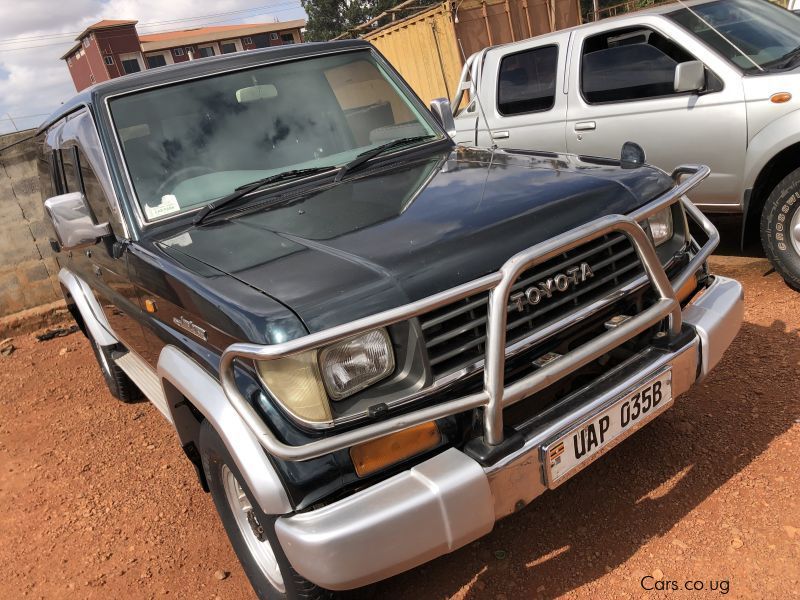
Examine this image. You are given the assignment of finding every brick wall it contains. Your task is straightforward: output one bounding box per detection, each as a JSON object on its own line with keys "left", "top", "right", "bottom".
{"left": 0, "top": 130, "right": 61, "bottom": 316}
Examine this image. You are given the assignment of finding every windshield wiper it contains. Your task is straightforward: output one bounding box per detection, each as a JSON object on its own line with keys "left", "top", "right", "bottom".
{"left": 767, "top": 45, "right": 800, "bottom": 70}
{"left": 334, "top": 135, "right": 437, "bottom": 182}
{"left": 193, "top": 166, "right": 337, "bottom": 226}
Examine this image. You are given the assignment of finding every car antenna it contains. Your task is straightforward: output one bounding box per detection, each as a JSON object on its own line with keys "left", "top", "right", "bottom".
{"left": 673, "top": 0, "right": 763, "bottom": 72}
{"left": 457, "top": 39, "right": 497, "bottom": 150}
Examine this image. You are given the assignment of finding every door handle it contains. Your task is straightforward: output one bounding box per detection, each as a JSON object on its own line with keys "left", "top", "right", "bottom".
{"left": 574, "top": 121, "right": 596, "bottom": 132}
{"left": 491, "top": 130, "right": 510, "bottom": 139}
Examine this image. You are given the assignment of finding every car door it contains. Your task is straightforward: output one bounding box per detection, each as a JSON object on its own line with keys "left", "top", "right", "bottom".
{"left": 58, "top": 110, "right": 148, "bottom": 353}
{"left": 565, "top": 18, "right": 747, "bottom": 209}
{"left": 474, "top": 31, "right": 571, "bottom": 152}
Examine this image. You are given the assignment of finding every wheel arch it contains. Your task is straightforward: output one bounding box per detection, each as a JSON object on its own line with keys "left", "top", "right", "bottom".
{"left": 57, "top": 268, "right": 118, "bottom": 346}
{"left": 743, "top": 112, "right": 800, "bottom": 242}
{"left": 157, "top": 345, "right": 293, "bottom": 516}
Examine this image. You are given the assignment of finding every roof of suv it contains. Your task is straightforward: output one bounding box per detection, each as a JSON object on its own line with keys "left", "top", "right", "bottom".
{"left": 39, "top": 40, "right": 371, "bottom": 134}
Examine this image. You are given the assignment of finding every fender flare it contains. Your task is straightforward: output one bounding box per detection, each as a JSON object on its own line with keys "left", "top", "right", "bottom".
{"left": 743, "top": 108, "right": 800, "bottom": 192}
{"left": 58, "top": 268, "right": 118, "bottom": 346}
{"left": 157, "top": 345, "right": 292, "bottom": 515}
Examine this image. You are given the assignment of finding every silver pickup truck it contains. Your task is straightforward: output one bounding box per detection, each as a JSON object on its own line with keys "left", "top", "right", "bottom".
{"left": 449, "top": 0, "right": 800, "bottom": 289}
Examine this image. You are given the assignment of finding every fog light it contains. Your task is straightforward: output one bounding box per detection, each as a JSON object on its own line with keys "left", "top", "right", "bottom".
{"left": 350, "top": 422, "right": 441, "bottom": 477}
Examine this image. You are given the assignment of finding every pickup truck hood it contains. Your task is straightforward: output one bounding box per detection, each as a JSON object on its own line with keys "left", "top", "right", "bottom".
{"left": 159, "top": 147, "right": 672, "bottom": 333}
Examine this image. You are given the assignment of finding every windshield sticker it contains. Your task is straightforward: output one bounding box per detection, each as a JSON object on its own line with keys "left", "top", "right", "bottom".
{"left": 144, "top": 194, "right": 181, "bottom": 220}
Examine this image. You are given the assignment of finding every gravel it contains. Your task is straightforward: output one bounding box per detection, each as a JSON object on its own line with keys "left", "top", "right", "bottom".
{"left": 0, "top": 254, "right": 797, "bottom": 600}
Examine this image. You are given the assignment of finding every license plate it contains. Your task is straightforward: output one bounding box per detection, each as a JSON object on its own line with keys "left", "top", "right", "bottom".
{"left": 541, "top": 369, "right": 673, "bottom": 487}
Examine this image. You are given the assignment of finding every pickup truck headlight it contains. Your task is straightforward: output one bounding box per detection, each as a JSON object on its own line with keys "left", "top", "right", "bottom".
{"left": 647, "top": 207, "right": 673, "bottom": 247}
{"left": 320, "top": 329, "right": 395, "bottom": 400}
{"left": 256, "top": 328, "right": 395, "bottom": 425}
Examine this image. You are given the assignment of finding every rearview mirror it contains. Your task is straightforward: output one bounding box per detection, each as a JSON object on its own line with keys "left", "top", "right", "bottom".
{"left": 44, "top": 192, "right": 110, "bottom": 250}
{"left": 430, "top": 98, "right": 456, "bottom": 137}
{"left": 674, "top": 60, "right": 705, "bottom": 93}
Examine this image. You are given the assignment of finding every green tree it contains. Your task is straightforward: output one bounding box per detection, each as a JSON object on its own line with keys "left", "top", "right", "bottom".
{"left": 301, "top": 0, "right": 438, "bottom": 41}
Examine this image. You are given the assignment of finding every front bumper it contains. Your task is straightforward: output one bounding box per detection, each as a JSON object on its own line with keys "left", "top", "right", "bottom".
{"left": 275, "top": 275, "right": 744, "bottom": 590}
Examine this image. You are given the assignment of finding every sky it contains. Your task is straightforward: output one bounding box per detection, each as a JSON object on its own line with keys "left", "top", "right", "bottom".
{"left": 0, "top": 0, "right": 308, "bottom": 135}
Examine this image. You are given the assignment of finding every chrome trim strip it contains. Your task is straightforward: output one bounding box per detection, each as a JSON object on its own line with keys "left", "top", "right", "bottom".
{"left": 220, "top": 164, "right": 712, "bottom": 460}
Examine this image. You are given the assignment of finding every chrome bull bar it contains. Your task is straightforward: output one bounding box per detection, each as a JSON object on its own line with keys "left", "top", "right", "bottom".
{"left": 220, "top": 164, "right": 714, "bottom": 460}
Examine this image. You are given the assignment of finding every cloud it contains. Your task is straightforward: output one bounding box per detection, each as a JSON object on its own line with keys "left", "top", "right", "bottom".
{"left": 0, "top": 0, "right": 306, "bottom": 134}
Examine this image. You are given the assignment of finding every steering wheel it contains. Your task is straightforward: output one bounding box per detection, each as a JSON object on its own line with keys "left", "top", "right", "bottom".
{"left": 155, "top": 166, "right": 215, "bottom": 198}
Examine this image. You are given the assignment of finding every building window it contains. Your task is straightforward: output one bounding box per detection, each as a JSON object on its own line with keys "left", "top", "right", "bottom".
{"left": 185, "top": 47, "right": 193, "bottom": 55}
{"left": 281, "top": 33, "right": 295, "bottom": 44}
{"left": 121, "top": 58, "right": 141, "bottom": 74}
{"left": 220, "top": 42, "right": 237, "bottom": 54}
{"left": 104, "top": 55, "right": 114, "bottom": 66}
{"left": 198, "top": 46, "right": 215, "bottom": 58}
{"left": 146, "top": 55, "right": 167, "bottom": 69}
{"left": 270, "top": 32, "right": 279, "bottom": 40}
{"left": 243, "top": 37, "right": 252, "bottom": 44}
{"left": 173, "top": 47, "right": 184, "bottom": 56}
{"left": 83, "top": 38, "right": 90, "bottom": 48}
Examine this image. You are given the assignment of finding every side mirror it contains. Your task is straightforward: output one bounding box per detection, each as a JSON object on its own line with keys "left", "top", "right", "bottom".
{"left": 429, "top": 98, "right": 456, "bottom": 137}
{"left": 674, "top": 60, "right": 705, "bottom": 93}
{"left": 44, "top": 192, "right": 110, "bottom": 250}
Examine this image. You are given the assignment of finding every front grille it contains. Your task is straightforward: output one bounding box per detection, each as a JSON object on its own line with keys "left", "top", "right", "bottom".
{"left": 419, "top": 234, "right": 646, "bottom": 379}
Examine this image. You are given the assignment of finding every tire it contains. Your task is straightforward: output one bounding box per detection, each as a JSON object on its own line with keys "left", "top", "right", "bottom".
{"left": 88, "top": 337, "right": 141, "bottom": 403}
{"left": 198, "top": 420, "right": 330, "bottom": 600}
{"left": 761, "top": 166, "right": 800, "bottom": 291}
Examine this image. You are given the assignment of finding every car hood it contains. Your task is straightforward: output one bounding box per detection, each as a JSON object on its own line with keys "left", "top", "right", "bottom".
{"left": 158, "top": 147, "right": 672, "bottom": 333}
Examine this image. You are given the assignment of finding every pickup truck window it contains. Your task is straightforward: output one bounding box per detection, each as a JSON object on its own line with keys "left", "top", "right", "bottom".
{"left": 108, "top": 51, "right": 439, "bottom": 223}
{"left": 497, "top": 45, "right": 558, "bottom": 116}
{"left": 581, "top": 28, "right": 693, "bottom": 103}
{"left": 668, "top": 0, "right": 800, "bottom": 73}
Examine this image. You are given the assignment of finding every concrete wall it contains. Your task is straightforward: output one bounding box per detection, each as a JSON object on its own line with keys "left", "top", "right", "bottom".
{"left": 0, "top": 130, "right": 61, "bottom": 316}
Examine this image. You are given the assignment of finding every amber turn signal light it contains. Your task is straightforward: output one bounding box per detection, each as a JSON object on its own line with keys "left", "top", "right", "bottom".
{"left": 350, "top": 422, "right": 441, "bottom": 477}
{"left": 676, "top": 274, "right": 698, "bottom": 305}
{"left": 771, "top": 92, "right": 792, "bottom": 104}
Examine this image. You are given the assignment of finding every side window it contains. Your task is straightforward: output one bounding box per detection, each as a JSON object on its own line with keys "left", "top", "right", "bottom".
{"left": 581, "top": 28, "right": 695, "bottom": 104}
{"left": 77, "top": 147, "right": 114, "bottom": 227}
{"left": 497, "top": 45, "right": 559, "bottom": 116}
{"left": 61, "top": 147, "right": 84, "bottom": 195}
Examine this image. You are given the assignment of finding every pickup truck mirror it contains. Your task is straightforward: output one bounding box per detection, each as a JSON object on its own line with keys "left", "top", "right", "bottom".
{"left": 430, "top": 98, "right": 456, "bottom": 137}
{"left": 44, "top": 192, "right": 111, "bottom": 251}
{"left": 674, "top": 60, "right": 705, "bottom": 93}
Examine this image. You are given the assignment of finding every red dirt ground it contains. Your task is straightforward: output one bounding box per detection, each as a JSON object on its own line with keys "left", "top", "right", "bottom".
{"left": 1, "top": 254, "right": 798, "bottom": 599}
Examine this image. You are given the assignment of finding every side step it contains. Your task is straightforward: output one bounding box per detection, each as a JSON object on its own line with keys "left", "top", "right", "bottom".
{"left": 115, "top": 352, "right": 173, "bottom": 423}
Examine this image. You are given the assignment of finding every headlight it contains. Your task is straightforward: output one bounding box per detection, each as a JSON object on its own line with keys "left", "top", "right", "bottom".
{"left": 256, "top": 328, "right": 395, "bottom": 425}
{"left": 257, "top": 350, "right": 331, "bottom": 424}
{"left": 647, "top": 207, "right": 673, "bottom": 247}
{"left": 319, "top": 329, "right": 394, "bottom": 400}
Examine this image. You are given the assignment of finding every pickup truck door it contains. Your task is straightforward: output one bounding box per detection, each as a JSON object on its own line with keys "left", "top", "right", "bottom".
{"left": 565, "top": 18, "right": 747, "bottom": 210}
{"left": 472, "top": 31, "right": 571, "bottom": 152}
{"left": 57, "top": 111, "right": 148, "bottom": 353}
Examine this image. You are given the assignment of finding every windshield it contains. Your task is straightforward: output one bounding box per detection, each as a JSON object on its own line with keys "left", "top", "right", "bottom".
{"left": 108, "top": 50, "right": 440, "bottom": 222}
{"left": 668, "top": 0, "right": 800, "bottom": 73}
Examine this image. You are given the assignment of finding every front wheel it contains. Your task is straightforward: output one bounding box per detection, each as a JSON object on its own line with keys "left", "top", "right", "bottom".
{"left": 198, "top": 420, "right": 329, "bottom": 600}
{"left": 761, "top": 166, "right": 800, "bottom": 291}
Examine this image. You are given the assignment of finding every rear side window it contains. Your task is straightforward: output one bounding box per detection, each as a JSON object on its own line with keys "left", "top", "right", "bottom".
{"left": 497, "top": 45, "right": 558, "bottom": 116}
{"left": 581, "top": 28, "right": 694, "bottom": 103}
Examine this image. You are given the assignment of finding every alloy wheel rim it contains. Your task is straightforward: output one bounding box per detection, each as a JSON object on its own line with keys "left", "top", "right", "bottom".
{"left": 791, "top": 207, "right": 800, "bottom": 257}
{"left": 221, "top": 464, "right": 285, "bottom": 592}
